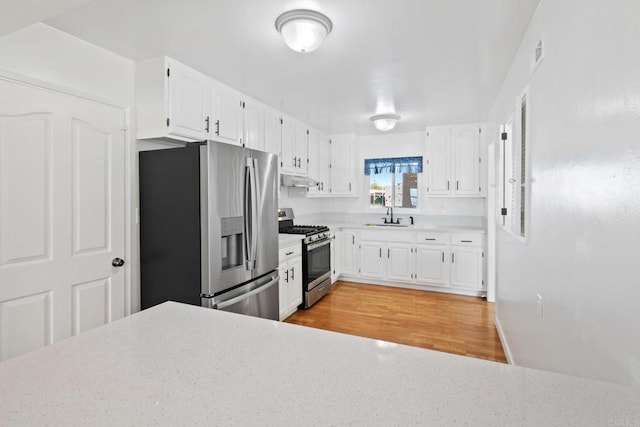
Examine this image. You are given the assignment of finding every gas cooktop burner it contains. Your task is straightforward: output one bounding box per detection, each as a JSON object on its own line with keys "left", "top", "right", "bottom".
{"left": 279, "top": 225, "right": 330, "bottom": 236}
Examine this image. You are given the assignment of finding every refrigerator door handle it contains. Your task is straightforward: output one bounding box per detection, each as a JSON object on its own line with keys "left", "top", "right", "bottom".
{"left": 244, "top": 157, "right": 258, "bottom": 270}
{"left": 213, "top": 274, "right": 279, "bottom": 310}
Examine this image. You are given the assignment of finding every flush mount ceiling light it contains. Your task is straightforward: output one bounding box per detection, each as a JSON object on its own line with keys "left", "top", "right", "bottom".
{"left": 275, "top": 9, "right": 332, "bottom": 53}
{"left": 370, "top": 113, "right": 401, "bottom": 132}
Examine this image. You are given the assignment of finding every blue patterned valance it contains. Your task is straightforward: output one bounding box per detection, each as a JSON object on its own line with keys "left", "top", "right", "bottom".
{"left": 364, "top": 156, "right": 423, "bottom": 176}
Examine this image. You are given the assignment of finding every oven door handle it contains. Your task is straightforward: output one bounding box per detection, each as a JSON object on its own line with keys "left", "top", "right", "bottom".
{"left": 306, "top": 238, "right": 331, "bottom": 251}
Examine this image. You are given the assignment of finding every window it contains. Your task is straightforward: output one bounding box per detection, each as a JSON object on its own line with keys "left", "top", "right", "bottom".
{"left": 496, "top": 87, "right": 529, "bottom": 241}
{"left": 365, "top": 157, "right": 422, "bottom": 208}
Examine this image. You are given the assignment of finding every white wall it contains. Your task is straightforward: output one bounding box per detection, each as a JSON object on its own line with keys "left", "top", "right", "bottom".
{"left": 0, "top": 24, "right": 139, "bottom": 313}
{"left": 0, "top": 24, "right": 134, "bottom": 106}
{"left": 489, "top": 0, "right": 640, "bottom": 385}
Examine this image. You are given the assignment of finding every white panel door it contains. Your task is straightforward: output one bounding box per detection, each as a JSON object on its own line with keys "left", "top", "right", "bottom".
{"left": 426, "top": 127, "right": 451, "bottom": 195}
{"left": 330, "top": 136, "right": 355, "bottom": 196}
{"left": 453, "top": 125, "right": 480, "bottom": 195}
{"left": 0, "top": 79, "right": 126, "bottom": 360}
{"left": 339, "top": 231, "right": 358, "bottom": 276}
{"left": 416, "top": 246, "right": 449, "bottom": 286}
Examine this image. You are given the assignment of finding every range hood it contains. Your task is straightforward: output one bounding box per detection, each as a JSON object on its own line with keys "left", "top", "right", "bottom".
{"left": 280, "top": 173, "right": 317, "bottom": 188}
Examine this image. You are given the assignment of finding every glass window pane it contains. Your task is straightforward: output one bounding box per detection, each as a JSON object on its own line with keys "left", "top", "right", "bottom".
{"left": 395, "top": 172, "right": 418, "bottom": 208}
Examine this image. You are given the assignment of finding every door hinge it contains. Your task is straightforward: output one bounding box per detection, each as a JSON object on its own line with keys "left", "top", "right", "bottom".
{"left": 167, "top": 68, "right": 170, "bottom": 77}
{"left": 501, "top": 132, "right": 508, "bottom": 140}
{"left": 166, "top": 118, "right": 170, "bottom": 127}
{"left": 501, "top": 207, "right": 508, "bottom": 216}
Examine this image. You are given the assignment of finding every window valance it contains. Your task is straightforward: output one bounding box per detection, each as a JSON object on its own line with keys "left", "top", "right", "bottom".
{"left": 364, "top": 156, "right": 423, "bottom": 176}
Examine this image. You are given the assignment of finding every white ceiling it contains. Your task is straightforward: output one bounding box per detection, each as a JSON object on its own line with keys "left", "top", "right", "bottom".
{"left": 41, "top": 0, "right": 539, "bottom": 135}
{"left": 0, "top": 0, "right": 92, "bottom": 37}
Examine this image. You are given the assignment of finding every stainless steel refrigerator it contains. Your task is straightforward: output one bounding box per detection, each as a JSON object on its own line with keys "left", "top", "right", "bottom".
{"left": 139, "top": 141, "right": 279, "bottom": 320}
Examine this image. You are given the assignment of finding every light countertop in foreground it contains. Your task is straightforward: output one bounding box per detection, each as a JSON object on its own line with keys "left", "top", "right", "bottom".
{"left": 1, "top": 302, "right": 638, "bottom": 426}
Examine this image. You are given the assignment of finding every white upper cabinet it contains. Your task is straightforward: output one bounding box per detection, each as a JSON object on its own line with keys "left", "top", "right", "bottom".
{"left": 330, "top": 134, "right": 357, "bottom": 197}
{"left": 136, "top": 56, "right": 212, "bottom": 141}
{"left": 263, "top": 107, "right": 281, "bottom": 156}
{"left": 211, "top": 82, "right": 243, "bottom": 146}
{"left": 316, "top": 134, "right": 331, "bottom": 196}
{"left": 452, "top": 126, "right": 481, "bottom": 195}
{"left": 307, "top": 129, "right": 330, "bottom": 197}
{"left": 426, "top": 124, "right": 483, "bottom": 197}
{"left": 242, "top": 98, "right": 264, "bottom": 151}
{"left": 280, "top": 116, "right": 308, "bottom": 176}
{"left": 425, "top": 127, "right": 452, "bottom": 195}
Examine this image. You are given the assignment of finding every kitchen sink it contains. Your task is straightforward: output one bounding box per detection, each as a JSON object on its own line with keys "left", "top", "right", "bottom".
{"left": 364, "top": 223, "right": 409, "bottom": 227}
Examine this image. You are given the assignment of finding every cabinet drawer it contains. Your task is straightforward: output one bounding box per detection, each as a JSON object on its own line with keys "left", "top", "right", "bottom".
{"left": 415, "top": 232, "right": 449, "bottom": 245}
{"left": 359, "top": 230, "right": 409, "bottom": 243}
{"left": 450, "top": 233, "right": 484, "bottom": 247}
{"left": 279, "top": 242, "right": 302, "bottom": 262}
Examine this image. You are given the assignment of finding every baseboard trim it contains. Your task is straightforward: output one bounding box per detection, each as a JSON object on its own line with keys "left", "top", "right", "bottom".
{"left": 494, "top": 314, "right": 514, "bottom": 365}
{"left": 338, "top": 275, "right": 485, "bottom": 298}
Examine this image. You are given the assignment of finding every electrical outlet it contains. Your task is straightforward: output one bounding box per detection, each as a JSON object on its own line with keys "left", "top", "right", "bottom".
{"left": 536, "top": 294, "right": 544, "bottom": 320}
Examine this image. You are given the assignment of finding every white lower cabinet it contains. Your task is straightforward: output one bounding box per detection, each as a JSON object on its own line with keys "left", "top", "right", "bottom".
{"left": 450, "top": 246, "right": 483, "bottom": 289}
{"left": 359, "top": 241, "right": 386, "bottom": 279}
{"left": 279, "top": 241, "right": 302, "bottom": 320}
{"left": 415, "top": 245, "right": 450, "bottom": 286}
{"left": 338, "top": 230, "right": 359, "bottom": 276}
{"left": 387, "top": 243, "right": 414, "bottom": 282}
{"left": 337, "top": 229, "right": 485, "bottom": 295}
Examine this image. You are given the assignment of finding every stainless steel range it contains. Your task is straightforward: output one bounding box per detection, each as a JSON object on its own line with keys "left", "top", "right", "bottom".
{"left": 278, "top": 208, "right": 332, "bottom": 308}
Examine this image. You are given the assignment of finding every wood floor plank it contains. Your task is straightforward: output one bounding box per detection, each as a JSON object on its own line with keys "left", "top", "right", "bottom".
{"left": 285, "top": 281, "right": 507, "bottom": 363}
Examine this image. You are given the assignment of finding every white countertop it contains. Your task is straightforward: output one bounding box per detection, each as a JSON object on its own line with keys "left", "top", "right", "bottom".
{"left": 278, "top": 233, "right": 304, "bottom": 246}
{"left": 1, "top": 302, "right": 638, "bottom": 426}
{"left": 325, "top": 222, "right": 487, "bottom": 234}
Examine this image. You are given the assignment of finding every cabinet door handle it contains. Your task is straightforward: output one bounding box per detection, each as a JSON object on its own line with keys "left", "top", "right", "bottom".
{"left": 379, "top": 248, "right": 382, "bottom": 258}
{"left": 387, "top": 248, "right": 390, "bottom": 258}
{"left": 456, "top": 181, "right": 459, "bottom": 190}
{"left": 452, "top": 253, "right": 455, "bottom": 263}
{"left": 290, "top": 267, "right": 294, "bottom": 280}
{"left": 297, "top": 158, "right": 301, "bottom": 168}
{"left": 293, "top": 156, "right": 297, "bottom": 167}
{"left": 442, "top": 252, "right": 444, "bottom": 263}
{"left": 447, "top": 181, "right": 450, "bottom": 191}
{"left": 460, "top": 240, "right": 472, "bottom": 243}
{"left": 285, "top": 269, "right": 289, "bottom": 283}
{"left": 205, "top": 116, "right": 210, "bottom": 133}
{"left": 285, "top": 251, "right": 294, "bottom": 256}
{"left": 352, "top": 235, "right": 355, "bottom": 245}
{"left": 215, "top": 119, "right": 220, "bottom": 135}
{"left": 349, "top": 182, "right": 352, "bottom": 191}
{"left": 424, "top": 238, "right": 436, "bottom": 241}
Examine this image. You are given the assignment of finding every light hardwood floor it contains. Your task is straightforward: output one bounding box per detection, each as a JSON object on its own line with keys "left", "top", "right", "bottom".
{"left": 286, "top": 281, "right": 507, "bottom": 363}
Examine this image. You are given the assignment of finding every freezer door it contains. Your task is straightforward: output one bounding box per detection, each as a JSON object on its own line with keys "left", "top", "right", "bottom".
{"left": 202, "top": 143, "right": 279, "bottom": 296}
{"left": 203, "top": 271, "right": 279, "bottom": 320}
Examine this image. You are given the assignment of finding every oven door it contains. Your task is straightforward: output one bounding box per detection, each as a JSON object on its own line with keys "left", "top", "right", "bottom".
{"left": 304, "top": 238, "right": 331, "bottom": 290}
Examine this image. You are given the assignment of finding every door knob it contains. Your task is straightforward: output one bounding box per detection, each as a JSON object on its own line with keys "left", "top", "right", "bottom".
{"left": 112, "top": 258, "right": 125, "bottom": 267}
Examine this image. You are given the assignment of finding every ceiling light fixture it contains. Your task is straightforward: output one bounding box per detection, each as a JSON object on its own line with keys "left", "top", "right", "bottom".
{"left": 370, "top": 113, "right": 401, "bottom": 132}
{"left": 275, "top": 9, "right": 332, "bottom": 53}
